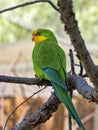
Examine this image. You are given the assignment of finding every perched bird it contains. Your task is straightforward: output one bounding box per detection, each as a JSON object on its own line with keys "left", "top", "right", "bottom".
{"left": 32, "top": 28, "right": 85, "bottom": 130}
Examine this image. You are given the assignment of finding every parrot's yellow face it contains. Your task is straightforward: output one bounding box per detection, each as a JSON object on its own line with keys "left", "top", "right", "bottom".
{"left": 32, "top": 29, "right": 48, "bottom": 44}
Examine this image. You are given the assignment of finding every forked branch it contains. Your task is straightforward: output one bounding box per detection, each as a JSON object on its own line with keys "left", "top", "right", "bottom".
{"left": 58, "top": 0, "right": 98, "bottom": 90}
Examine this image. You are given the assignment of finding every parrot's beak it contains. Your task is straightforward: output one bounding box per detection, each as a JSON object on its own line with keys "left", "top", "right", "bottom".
{"left": 32, "top": 30, "right": 37, "bottom": 41}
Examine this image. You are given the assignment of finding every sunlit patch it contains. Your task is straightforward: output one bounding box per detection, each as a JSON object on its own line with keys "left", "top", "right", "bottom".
{"left": 32, "top": 29, "right": 38, "bottom": 36}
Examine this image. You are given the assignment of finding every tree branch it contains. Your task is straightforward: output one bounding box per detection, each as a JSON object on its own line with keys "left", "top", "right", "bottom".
{"left": 58, "top": 0, "right": 98, "bottom": 90}
{"left": 0, "top": 0, "right": 59, "bottom": 14}
{"left": 67, "top": 74, "right": 98, "bottom": 102}
{"left": 0, "top": 74, "right": 98, "bottom": 102}
{"left": 0, "top": 75, "right": 50, "bottom": 86}
{"left": 11, "top": 92, "right": 60, "bottom": 130}
{"left": 5, "top": 74, "right": 98, "bottom": 130}
{"left": 4, "top": 86, "right": 47, "bottom": 130}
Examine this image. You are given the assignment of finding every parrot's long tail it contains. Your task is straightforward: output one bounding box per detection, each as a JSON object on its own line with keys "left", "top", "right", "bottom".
{"left": 51, "top": 81, "right": 85, "bottom": 130}
{"left": 43, "top": 68, "right": 85, "bottom": 130}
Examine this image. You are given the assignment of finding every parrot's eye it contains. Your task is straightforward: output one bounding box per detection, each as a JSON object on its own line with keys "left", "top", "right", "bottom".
{"left": 36, "top": 32, "right": 40, "bottom": 36}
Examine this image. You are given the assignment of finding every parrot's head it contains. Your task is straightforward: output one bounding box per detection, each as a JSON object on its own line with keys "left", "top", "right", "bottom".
{"left": 32, "top": 28, "right": 57, "bottom": 44}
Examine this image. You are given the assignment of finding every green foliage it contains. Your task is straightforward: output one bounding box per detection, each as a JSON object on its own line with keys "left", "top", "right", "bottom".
{"left": 0, "top": 0, "right": 64, "bottom": 43}
{"left": 0, "top": 0, "right": 98, "bottom": 44}
{"left": 74, "top": 0, "right": 98, "bottom": 44}
{"left": 95, "top": 58, "right": 98, "bottom": 65}
{"left": 0, "top": 17, "right": 30, "bottom": 43}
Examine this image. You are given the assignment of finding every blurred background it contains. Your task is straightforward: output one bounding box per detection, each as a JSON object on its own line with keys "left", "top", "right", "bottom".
{"left": 0, "top": 0, "right": 98, "bottom": 130}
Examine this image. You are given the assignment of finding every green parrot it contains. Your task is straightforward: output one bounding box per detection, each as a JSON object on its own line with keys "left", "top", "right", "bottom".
{"left": 32, "top": 28, "right": 85, "bottom": 130}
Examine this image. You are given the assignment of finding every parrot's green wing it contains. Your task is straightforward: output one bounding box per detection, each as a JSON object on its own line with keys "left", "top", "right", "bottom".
{"left": 32, "top": 28, "right": 85, "bottom": 130}
{"left": 42, "top": 68, "right": 67, "bottom": 90}
{"left": 33, "top": 41, "right": 66, "bottom": 80}
{"left": 42, "top": 68, "right": 85, "bottom": 130}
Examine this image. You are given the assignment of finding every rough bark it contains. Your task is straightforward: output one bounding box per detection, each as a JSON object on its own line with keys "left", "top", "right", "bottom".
{"left": 0, "top": 74, "right": 98, "bottom": 102}
{"left": 11, "top": 93, "right": 60, "bottom": 130}
{"left": 58, "top": 0, "right": 98, "bottom": 90}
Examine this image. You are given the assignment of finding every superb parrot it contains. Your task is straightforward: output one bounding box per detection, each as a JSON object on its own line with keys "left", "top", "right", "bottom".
{"left": 32, "top": 28, "right": 85, "bottom": 130}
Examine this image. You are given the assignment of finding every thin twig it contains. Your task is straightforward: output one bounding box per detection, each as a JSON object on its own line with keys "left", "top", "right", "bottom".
{"left": 79, "top": 61, "right": 83, "bottom": 76}
{"left": 0, "top": 0, "right": 59, "bottom": 13}
{"left": 3, "top": 86, "right": 47, "bottom": 130}
{"left": 68, "top": 91, "right": 73, "bottom": 130}
{"left": 68, "top": 49, "right": 75, "bottom": 130}
{"left": 69, "top": 49, "right": 75, "bottom": 74}
{"left": 76, "top": 53, "right": 84, "bottom": 76}
{"left": 68, "top": 89, "right": 73, "bottom": 130}
{"left": 47, "top": 0, "right": 60, "bottom": 12}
